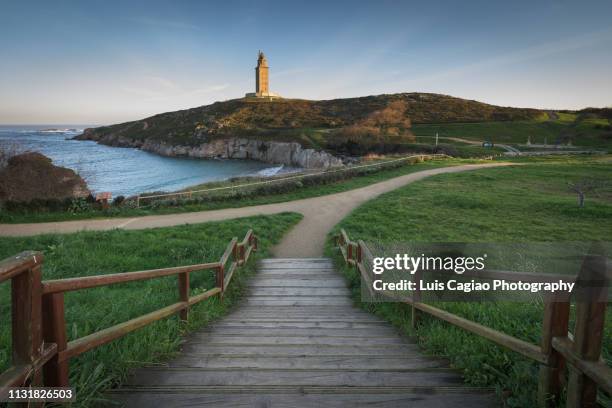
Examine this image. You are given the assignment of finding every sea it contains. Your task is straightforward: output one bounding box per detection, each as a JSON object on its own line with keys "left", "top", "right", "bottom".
{"left": 0, "top": 125, "right": 296, "bottom": 197}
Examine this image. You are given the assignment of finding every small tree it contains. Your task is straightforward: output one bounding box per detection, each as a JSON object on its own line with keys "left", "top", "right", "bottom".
{"left": 567, "top": 178, "right": 607, "bottom": 208}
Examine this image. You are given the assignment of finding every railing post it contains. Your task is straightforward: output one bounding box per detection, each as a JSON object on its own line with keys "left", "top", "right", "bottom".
{"left": 42, "top": 292, "right": 69, "bottom": 387}
{"left": 567, "top": 250, "right": 607, "bottom": 408}
{"left": 537, "top": 292, "right": 570, "bottom": 407}
{"left": 178, "top": 272, "right": 189, "bottom": 321}
{"left": 252, "top": 235, "right": 258, "bottom": 252}
{"left": 12, "top": 261, "right": 43, "bottom": 388}
{"left": 347, "top": 243, "right": 353, "bottom": 263}
{"left": 216, "top": 264, "right": 225, "bottom": 294}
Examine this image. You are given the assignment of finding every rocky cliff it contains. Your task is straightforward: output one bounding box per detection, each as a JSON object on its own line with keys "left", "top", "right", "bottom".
{"left": 141, "top": 138, "right": 343, "bottom": 168}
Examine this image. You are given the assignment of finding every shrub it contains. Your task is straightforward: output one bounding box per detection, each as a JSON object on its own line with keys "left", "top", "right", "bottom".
{"left": 112, "top": 196, "right": 125, "bottom": 206}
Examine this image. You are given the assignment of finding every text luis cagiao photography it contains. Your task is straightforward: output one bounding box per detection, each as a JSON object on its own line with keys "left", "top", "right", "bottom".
{"left": 0, "top": 1, "right": 610, "bottom": 407}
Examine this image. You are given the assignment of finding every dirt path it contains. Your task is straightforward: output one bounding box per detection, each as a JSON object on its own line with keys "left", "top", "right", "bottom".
{"left": 0, "top": 163, "right": 513, "bottom": 257}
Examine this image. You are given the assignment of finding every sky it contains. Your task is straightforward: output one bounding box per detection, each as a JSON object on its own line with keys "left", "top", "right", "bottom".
{"left": 1, "top": 0, "right": 611, "bottom": 125}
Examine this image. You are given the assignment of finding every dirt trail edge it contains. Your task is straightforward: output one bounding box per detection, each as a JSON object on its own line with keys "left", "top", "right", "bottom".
{"left": 0, "top": 163, "right": 513, "bottom": 257}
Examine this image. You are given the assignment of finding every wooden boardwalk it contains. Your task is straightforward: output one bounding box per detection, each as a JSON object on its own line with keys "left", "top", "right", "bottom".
{"left": 112, "top": 258, "right": 496, "bottom": 407}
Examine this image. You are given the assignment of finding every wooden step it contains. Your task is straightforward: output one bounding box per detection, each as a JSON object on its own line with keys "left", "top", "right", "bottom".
{"left": 167, "top": 355, "right": 449, "bottom": 370}
{"left": 109, "top": 390, "right": 496, "bottom": 408}
{"left": 177, "top": 344, "right": 421, "bottom": 356}
{"left": 125, "top": 368, "right": 464, "bottom": 387}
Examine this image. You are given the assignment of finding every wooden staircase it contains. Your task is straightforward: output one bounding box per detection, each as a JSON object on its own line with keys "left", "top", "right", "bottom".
{"left": 111, "top": 258, "right": 496, "bottom": 407}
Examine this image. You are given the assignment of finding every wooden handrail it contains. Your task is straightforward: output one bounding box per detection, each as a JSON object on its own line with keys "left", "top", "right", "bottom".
{"left": 0, "top": 230, "right": 259, "bottom": 393}
{"left": 336, "top": 229, "right": 610, "bottom": 408}
{"left": 42, "top": 262, "right": 221, "bottom": 294}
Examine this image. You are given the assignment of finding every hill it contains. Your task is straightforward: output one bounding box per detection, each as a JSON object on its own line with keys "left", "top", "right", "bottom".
{"left": 76, "top": 93, "right": 543, "bottom": 152}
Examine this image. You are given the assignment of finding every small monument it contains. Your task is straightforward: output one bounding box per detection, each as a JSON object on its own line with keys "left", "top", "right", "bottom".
{"left": 245, "top": 51, "right": 281, "bottom": 99}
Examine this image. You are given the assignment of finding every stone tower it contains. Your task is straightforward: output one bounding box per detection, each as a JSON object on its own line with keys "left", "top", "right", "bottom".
{"left": 255, "top": 51, "right": 269, "bottom": 96}
{"left": 245, "top": 51, "right": 280, "bottom": 99}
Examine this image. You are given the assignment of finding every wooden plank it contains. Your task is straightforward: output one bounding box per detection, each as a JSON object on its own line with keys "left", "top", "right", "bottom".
{"left": 248, "top": 287, "right": 350, "bottom": 296}
{"left": 186, "top": 335, "right": 409, "bottom": 346}
{"left": 42, "top": 292, "right": 69, "bottom": 387}
{"left": 11, "top": 262, "right": 43, "bottom": 389}
{"left": 219, "top": 238, "right": 237, "bottom": 268}
{"left": 552, "top": 337, "right": 612, "bottom": 396}
{"left": 413, "top": 302, "right": 546, "bottom": 364}
{"left": 42, "top": 262, "right": 219, "bottom": 294}
{"left": 248, "top": 280, "right": 347, "bottom": 288}
{"left": 124, "top": 368, "right": 464, "bottom": 387}
{"left": 178, "top": 272, "right": 189, "bottom": 321}
{"left": 566, "top": 251, "right": 608, "bottom": 408}
{"left": 538, "top": 295, "right": 570, "bottom": 407}
{"left": 212, "top": 321, "right": 390, "bottom": 329}
{"left": 196, "top": 327, "right": 400, "bottom": 338}
{"left": 244, "top": 298, "right": 353, "bottom": 306}
{"left": 167, "top": 356, "right": 449, "bottom": 370}
{"left": 64, "top": 301, "right": 187, "bottom": 361}
{"left": 223, "top": 261, "right": 237, "bottom": 289}
{"left": 178, "top": 344, "right": 421, "bottom": 356}
{"left": 0, "top": 251, "right": 42, "bottom": 283}
{"left": 110, "top": 390, "right": 497, "bottom": 408}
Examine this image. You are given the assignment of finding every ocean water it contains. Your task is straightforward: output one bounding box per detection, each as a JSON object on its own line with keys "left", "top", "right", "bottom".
{"left": 0, "top": 125, "right": 294, "bottom": 197}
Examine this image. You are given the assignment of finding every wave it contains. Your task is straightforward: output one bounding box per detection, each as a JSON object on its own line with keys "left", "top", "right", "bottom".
{"left": 257, "top": 165, "right": 285, "bottom": 177}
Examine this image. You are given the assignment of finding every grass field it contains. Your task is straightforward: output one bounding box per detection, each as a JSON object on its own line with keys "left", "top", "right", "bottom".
{"left": 413, "top": 117, "right": 612, "bottom": 150}
{"left": 0, "top": 213, "right": 301, "bottom": 406}
{"left": 326, "top": 155, "right": 612, "bottom": 407}
{"left": 0, "top": 157, "right": 475, "bottom": 224}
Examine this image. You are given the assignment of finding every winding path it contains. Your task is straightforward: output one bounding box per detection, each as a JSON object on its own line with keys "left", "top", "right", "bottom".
{"left": 0, "top": 163, "right": 513, "bottom": 257}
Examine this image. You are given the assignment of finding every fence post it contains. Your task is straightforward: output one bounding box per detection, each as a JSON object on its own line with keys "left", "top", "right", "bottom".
{"left": 216, "top": 264, "right": 225, "bottom": 294}
{"left": 567, "top": 250, "right": 607, "bottom": 408}
{"left": 538, "top": 292, "right": 570, "bottom": 407}
{"left": 42, "top": 292, "right": 69, "bottom": 387}
{"left": 178, "top": 272, "right": 190, "bottom": 321}
{"left": 11, "top": 262, "right": 43, "bottom": 388}
{"left": 347, "top": 243, "right": 353, "bottom": 263}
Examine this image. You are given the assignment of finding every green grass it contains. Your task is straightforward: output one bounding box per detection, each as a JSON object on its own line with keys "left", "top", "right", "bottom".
{"left": 0, "top": 212, "right": 302, "bottom": 406}
{"left": 326, "top": 156, "right": 611, "bottom": 407}
{"left": 413, "top": 118, "right": 612, "bottom": 150}
{"left": 0, "top": 158, "right": 476, "bottom": 224}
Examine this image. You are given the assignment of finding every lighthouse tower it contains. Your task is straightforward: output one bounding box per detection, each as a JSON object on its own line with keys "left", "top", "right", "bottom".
{"left": 245, "top": 51, "right": 281, "bottom": 99}
{"left": 255, "top": 51, "right": 269, "bottom": 96}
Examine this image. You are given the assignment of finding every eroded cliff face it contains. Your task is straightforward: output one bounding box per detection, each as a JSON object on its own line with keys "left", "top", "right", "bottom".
{"left": 141, "top": 139, "right": 342, "bottom": 169}
{"left": 77, "top": 129, "right": 342, "bottom": 169}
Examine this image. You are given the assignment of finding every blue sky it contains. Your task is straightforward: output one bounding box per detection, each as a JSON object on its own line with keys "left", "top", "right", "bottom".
{"left": 1, "top": 0, "right": 611, "bottom": 124}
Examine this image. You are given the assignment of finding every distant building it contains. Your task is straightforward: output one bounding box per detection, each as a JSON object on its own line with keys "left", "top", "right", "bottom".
{"left": 245, "top": 51, "right": 281, "bottom": 99}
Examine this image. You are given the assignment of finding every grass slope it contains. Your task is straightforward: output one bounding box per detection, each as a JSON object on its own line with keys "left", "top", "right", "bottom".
{"left": 77, "top": 93, "right": 542, "bottom": 147}
{"left": 413, "top": 116, "right": 612, "bottom": 150}
{"left": 326, "top": 156, "right": 612, "bottom": 407}
{"left": 0, "top": 212, "right": 302, "bottom": 406}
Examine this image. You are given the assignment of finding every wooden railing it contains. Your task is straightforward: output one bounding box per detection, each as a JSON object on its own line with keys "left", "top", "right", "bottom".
{"left": 337, "top": 229, "right": 611, "bottom": 407}
{"left": 0, "top": 229, "right": 258, "bottom": 396}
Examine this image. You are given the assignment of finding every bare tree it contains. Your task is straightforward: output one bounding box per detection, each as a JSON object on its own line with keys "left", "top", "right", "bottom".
{"left": 567, "top": 178, "right": 608, "bottom": 208}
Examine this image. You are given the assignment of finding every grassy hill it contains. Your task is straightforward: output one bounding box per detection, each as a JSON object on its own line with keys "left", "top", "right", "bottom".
{"left": 77, "top": 93, "right": 543, "bottom": 151}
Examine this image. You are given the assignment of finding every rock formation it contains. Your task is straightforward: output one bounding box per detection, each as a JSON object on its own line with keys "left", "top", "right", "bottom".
{"left": 0, "top": 152, "right": 90, "bottom": 202}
